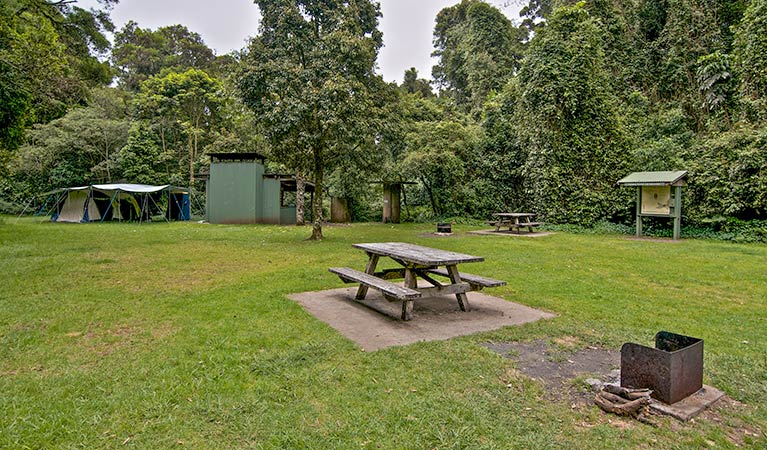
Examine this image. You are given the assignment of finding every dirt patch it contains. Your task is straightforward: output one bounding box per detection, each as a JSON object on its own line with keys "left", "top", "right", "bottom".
{"left": 468, "top": 230, "right": 554, "bottom": 238}
{"left": 625, "top": 237, "right": 683, "bottom": 243}
{"left": 482, "top": 338, "right": 620, "bottom": 404}
{"left": 417, "top": 232, "right": 459, "bottom": 238}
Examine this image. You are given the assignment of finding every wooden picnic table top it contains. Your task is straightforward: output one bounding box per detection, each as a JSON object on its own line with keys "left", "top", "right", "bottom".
{"left": 352, "top": 242, "right": 484, "bottom": 266}
{"left": 493, "top": 212, "right": 536, "bottom": 218}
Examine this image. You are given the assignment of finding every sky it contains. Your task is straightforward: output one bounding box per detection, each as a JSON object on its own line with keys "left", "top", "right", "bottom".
{"left": 80, "top": 0, "right": 522, "bottom": 84}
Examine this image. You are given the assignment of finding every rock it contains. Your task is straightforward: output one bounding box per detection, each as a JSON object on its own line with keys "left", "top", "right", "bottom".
{"left": 585, "top": 378, "right": 603, "bottom": 391}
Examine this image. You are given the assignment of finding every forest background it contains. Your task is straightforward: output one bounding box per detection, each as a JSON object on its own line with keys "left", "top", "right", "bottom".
{"left": 1, "top": 0, "right": 766, "bottom": 241}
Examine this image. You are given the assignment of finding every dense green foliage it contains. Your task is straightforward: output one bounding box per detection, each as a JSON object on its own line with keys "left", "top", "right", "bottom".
{"left": 112, "top": 22, "right": 220, "bottom": 92}
{"left": 1, "top": 0, "right": 767, "bottom": 239}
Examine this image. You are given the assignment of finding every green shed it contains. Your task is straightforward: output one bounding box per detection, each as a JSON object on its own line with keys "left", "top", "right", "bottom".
{"left": 617, "top": 170, "right": 688, "bottom": 240}
{"left": 206, "top": 153, "right": 313, "bottom": 225}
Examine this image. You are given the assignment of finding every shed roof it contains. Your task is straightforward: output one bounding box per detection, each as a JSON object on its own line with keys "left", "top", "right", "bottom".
{"left": 207, "top": 152, "right": 267, "bottom": 163}
{"left": 617, "top": 171, "right": 688, "bottom": 186}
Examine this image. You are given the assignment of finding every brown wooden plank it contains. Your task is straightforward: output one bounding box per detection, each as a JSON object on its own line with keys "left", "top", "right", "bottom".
{"left": 355, "top": 253, "right": 379, "bottom": 300}
{"left": 416, "top": 282, "right": 471, "bottom": 296}
{"left": 426, "top": 268, "right": 507, "bottom": 288}
{"left": 352, "top": 242, "right": 483, "bottom": 266}
{"left": 373, "top": 268, "right": 406, "bottom": 280}
{"left": 511, "top": 222, "right": 541, "bottom": 227}
{"left": 329, "top": 267, "right": 421, "bottom": 300}
{"left": 446, "top": 264, "right": 470, "bottom": 312}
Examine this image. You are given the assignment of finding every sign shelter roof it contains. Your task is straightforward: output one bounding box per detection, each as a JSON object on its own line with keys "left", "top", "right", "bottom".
{"left": 617, "top": 171, "right": 688, "bottom": 187}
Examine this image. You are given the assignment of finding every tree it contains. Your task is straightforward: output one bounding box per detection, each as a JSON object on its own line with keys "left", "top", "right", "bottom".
{"left": 696, "top": 52, "right": 735, "bottom": 128}
{"left": 0, "top": 0, "right": 116, "bottom": 189}
{"left": 432, "top": 0, "right": 522, "bottom": 112}
{"left": 10, "top": 88, "right": 130, "bottom": 196}
{"left": 402, "top": 117, "right": 481, "bottom": 217}
{"left": 237, "top": 0, "right": 389, "bottom": 240}
{"left": 112, "top": 22, "right": 217, "bottom": 92}
{"left": 400, "top": 68, "right": 433, "bottom": 97}
{"left": 515, "top": 3, "right": 633, "bottom": 225}
{"left": 133, "top": 69, "right": 225, "bottom": 187}
{"left": 733, "top": 0, "right": 767, "bottom": 120}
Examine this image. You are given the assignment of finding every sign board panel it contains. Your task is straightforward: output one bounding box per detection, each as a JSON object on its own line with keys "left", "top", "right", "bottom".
{"left": 641, "top": 186, "right": 671, "bottom": 215}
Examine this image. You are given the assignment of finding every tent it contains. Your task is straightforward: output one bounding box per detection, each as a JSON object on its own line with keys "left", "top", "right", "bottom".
{"left": 49, "top": 184, "right": 190, "bottom": 223}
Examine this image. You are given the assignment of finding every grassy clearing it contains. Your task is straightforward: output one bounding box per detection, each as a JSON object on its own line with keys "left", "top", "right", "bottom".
{"left": 1, "top": 218, "right": 765, "bottom": 449}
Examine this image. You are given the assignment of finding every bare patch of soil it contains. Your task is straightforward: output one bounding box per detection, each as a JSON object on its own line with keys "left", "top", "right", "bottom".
{"left": 482, "top": 338, "right": 620, "bottom": 404}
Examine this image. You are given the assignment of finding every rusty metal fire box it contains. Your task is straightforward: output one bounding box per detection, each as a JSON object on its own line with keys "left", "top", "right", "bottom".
{"left": 621, "top": 331, "right": 703, "bottom": 404}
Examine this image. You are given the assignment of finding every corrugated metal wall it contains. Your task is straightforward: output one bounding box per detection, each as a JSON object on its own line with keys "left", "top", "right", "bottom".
{"left": 262, "top": 178, "right": 281, "bottom": 224}
{"left": 208, "top": 160, "right": 296, "bottom": 225}
{"left": 208, "top": 161, "right": 262, "bottom": 224}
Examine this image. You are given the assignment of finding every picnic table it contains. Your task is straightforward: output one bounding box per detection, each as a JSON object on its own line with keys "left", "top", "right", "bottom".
{"left": 329, "top": 242, "right": 506, "bottom": 321}
{"left": 488, "top": 212, "right": 541, "bottom": 233}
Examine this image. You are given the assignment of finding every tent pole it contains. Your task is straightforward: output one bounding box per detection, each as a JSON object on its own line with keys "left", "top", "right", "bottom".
{"left": 100, "top": 191, "right": 118, "bottom": 223}
{"left": 148, "top": 191, "right": 169, "bottom": 223}
{"left": 15, "top": 197, "right": 36, "bottom": 221}
{"left": 43, "top": 191, "right": 68, "bottom": 222}
{"left": 139, "top": 193, "right": 147, "bottom": 225}
{"left": 172, "top": 193, "right": 183, "bottom": 220}
{"left": 35, "top": 194, "right": 55, "bottom": 216}
{"left": 83, "top": 187, "right": 93, "bottom": 223}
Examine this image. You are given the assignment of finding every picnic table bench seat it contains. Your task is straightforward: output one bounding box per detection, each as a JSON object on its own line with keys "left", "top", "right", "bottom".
{"left": 329, "top": 267, "right": 421, "bottom": 300}
{"left": 512, "top": 221, "right": 541, "bottom": 228}
{"left": 425, "top": 268, "right": 506, "bottom": 289}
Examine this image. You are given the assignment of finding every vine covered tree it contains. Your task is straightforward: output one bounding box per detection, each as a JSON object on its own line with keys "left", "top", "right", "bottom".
{"left": 515, "top": 3, "right": 633, "bottom": 224}
{"left": 432, "top": 0, "right": 522, "bottom": 112}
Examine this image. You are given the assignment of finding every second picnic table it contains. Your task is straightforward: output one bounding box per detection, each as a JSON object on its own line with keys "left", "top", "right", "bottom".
{"left": 330, "top": 242, "right": 505, "bottom": 321}
{"left": 489, "top": 212, "right": 541, "bottom": 233}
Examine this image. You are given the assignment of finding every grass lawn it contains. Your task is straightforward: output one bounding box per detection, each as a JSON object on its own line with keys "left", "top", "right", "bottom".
{"left": 1, "top": 217, "right": 765, "bottom": 449}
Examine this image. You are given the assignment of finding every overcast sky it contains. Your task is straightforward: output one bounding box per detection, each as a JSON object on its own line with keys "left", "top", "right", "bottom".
{"left": 81, "top": 0, "right": 521, "bottom": 84}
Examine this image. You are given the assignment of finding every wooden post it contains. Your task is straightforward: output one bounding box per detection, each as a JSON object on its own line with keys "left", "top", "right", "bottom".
{"left": 330, "top": 197, "right": 351, "bottom": 223}
{"left": 636, "top": 187, "right": 643, "bottom": 237}
{"left": 382, "top": 183, "right": 401, "bottom": 223}
{"left": 355, "top": 254, "right": 379, "bottom": 300}
{"left": 673, "top": 185, "right": 682, "bottom": 240}
{"left": 446, "top": 265, "right": 470, "bottom": 312}
{"left": 402, "top": 267, "right": 417, "bottom": 321}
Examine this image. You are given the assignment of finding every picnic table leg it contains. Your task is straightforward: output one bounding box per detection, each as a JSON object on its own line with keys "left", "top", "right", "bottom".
{"left": 401, "top": 268, "right": 417, "bottom": 321}
{"left": 355, "top": 253, "right": 379, "bottom": 300}
{"left": 446, "top": 264, "right": 470, "bottom": 312}
{"left": 523, "top": 217, "right": 532, "bottom": 233}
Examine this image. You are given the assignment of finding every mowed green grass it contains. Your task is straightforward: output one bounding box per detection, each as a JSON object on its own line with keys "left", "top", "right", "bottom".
{"left": 1, "top": 218, "right": 765, "bottom": 449}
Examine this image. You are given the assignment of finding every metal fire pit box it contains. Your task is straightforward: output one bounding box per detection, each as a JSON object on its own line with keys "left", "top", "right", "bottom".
{"left": 436, "top": 223, "right": 452, "bottom": 233}
{"left": 621, "top": 331, "right": 703, "bottom": 404}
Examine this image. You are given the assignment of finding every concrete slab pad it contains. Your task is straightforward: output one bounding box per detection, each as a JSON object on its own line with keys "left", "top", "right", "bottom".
{"left": 288, "top": 287, "right": 556, "bottom": 351}
{"left": 468, "top": 230, "right": 554, "bottom": 238}
{"left": 649, "top": 385, "right": 726, "bottom": 421}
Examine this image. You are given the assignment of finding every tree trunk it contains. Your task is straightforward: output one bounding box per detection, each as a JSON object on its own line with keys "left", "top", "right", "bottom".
{"left": 295, "top": 171, "right": 306, "bottom": 226}
{"left": 421, "top": 176, "right": 439, "bottom": 217}
{"left": 189, "top": 120, "right": 199, "bottom": 188}
{"left": 310, "top": 149, "right": 323, "bottom": 240}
